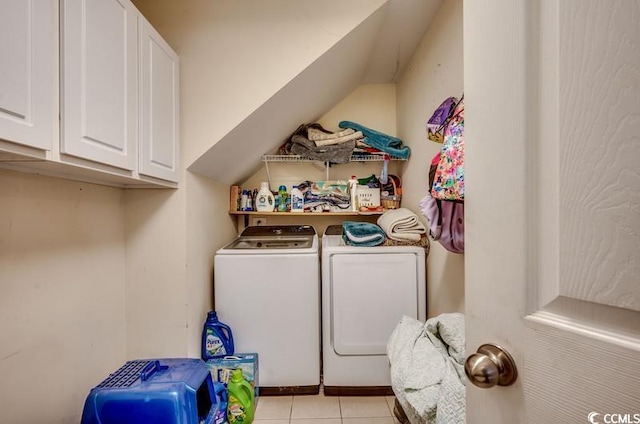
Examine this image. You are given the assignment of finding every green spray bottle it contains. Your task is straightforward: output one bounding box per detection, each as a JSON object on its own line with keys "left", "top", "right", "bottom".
{"left": 227, "top": 368, "right": 255, "bottom": 423}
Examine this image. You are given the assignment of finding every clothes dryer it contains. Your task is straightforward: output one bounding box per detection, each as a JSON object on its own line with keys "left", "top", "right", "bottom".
{"left": 321, "top": 225, "right": 426, "bottom": 395}
{"left": 214, "top": 225, "right": 320, "bottom": 394}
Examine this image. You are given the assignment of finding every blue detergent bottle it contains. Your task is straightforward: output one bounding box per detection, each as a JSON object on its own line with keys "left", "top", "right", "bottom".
{"left": 201, "top": 311, "right": 234, "bottom": 360}
{"left": 213, "top": 381, "right": 228, "bottom": 424}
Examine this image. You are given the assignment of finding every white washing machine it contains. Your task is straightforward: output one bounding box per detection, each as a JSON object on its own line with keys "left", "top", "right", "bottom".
{"left": 321, "top": 225, "right": 426, "bottom": 395}
{"left": 214, "top": 225, "right": 320, "bottom": 394}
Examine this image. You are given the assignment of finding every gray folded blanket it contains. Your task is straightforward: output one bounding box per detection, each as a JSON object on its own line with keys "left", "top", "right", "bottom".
{"left": 278, "top": 123, "right": 357, "bottom": 164}
{"left": 342, "top": 221, "right": 386, "bottom": 247}
{"left": 290, "top": 134, "right": 356, "bottom": 164}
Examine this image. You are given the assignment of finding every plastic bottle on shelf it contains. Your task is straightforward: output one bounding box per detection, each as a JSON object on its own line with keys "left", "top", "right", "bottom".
{"left": 240, "top": 190, "right": 249, "bottom": 211}
{"left": 348, "top": 175, "right": 358, "bottom": 212}
{"left": 227, "top": 369, "right": 255, "bottom": 424}
{"left": 256, "top": 182, "right": 275, "bottom": 212}
{"left": 291, "top": 185, "right": 304, "bottom": 212}
{"left": 201, "top": 311, "right": 234, "bottom": 360}
{"left": 277, "top": 185, "right": 288, "bottom": 212}
{"left": 251, "top": 189, "right": 258, "bottom": 211}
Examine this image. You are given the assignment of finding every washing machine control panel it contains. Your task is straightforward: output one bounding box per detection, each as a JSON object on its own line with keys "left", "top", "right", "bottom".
{"left": 241, "top": 225, "right": 316, "bottom": 237}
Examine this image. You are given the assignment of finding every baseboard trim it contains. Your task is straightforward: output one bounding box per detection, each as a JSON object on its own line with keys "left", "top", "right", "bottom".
{"left": 323, "top": 385, "right": 394, "bottom": 396}
{"left": 259, "top": 385, "right": 320, "bottom": 396}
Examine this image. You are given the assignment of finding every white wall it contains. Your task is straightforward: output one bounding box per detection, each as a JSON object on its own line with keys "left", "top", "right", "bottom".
{"left": 0, "top": 169, "right": 127, "bottom": 424}
{"left": 396, "top": 0, "right": 465, "bottom": 317}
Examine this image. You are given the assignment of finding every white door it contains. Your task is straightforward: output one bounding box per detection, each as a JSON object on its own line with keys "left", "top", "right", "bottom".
{"left": 138, "top": 15, "right": 180, "bottom": 183}
{"left": 0, "top": 0, "right": 55, "bottom": 150}
{"left": 465, "top": 1, "right": 640, "bottom": 423}
{"left": 61, "top": 0, "right": 137, "bottom": 170}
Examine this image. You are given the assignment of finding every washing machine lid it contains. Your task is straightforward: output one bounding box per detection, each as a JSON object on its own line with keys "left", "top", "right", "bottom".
{"left": 221, "top": 225, "right": 318, "bottom": 251}
{"left": 225, "top": 236, "right": 314, "bottom": 249}
{"left": 241, "top": 225, "right": 316, "bottom": 238}
{"left": 323, "top": 225, "right": 343, "bottom": 236}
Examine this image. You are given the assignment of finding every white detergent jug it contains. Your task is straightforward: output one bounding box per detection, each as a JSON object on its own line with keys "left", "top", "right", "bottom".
{"left": 255, "top": 182, "right": 275, "bottom": 212}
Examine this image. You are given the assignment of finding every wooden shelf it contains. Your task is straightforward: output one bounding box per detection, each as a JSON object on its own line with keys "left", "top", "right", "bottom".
{"left": 230, "top": 209, "right": 386, "bottom": 227}
{"left": 229, "top": 210, "right": 384, "bottom": 216}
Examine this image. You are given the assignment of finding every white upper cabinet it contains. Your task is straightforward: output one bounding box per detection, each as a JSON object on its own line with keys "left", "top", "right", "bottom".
{"left": 0, "top": 0, "right": 179, "bottom": 187}
{"left": 0, "top": 0, "right": 56, "bottom": 150}
{"left": 61, "top": 0, "right": 138, "bottom": 170}
{"left": 138, "top": 16, "right": 180, "bottom": 183}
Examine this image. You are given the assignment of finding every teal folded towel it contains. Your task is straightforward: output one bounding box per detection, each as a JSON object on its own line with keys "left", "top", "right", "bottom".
{"left": 339, "top": 120, "right": 411, "bottom": 159}
{"left": 342, "top": 221, "right": 386, "bottom": 247}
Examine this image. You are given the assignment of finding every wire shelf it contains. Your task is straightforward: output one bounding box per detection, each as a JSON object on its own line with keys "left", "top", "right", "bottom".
{"left": 261, "top": 154, "right": 406, "bottom": 163}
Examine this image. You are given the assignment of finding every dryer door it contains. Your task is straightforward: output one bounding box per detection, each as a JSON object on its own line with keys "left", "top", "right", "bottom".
{"left": 330, "top": 252, "right": 420, "bottom": 355}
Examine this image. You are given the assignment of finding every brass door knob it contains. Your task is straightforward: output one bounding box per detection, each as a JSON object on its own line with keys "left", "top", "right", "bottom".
{"left": 464, "top": 344, "right": 517, "bottom": 388}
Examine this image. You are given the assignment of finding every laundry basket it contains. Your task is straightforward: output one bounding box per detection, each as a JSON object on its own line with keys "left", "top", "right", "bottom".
{"left": 381, "top": 175, "right": 402, "bottom": 210}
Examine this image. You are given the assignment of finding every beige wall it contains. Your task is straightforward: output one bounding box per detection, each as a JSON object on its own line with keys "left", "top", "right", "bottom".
{"left": 396, "top": 0, "right": 465, "bottom": 317}
{"left": 0, "top": 169, "right": 127, "bottom": 423}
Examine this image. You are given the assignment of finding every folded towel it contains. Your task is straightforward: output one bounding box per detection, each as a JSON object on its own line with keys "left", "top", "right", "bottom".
{"left": 307, "top": 127, "right": 355, "bottom": 141}
{"left": 339, "top": 120, "right": 411, "bottom": 159}
{"left": 377, "top": 208, "right": 426, "bottom": 242}
{"left": 342, "top": 221, "right": 386, "bottom": 247}
{"left": 312, "top": 130, "right": 363, "bottom": 147}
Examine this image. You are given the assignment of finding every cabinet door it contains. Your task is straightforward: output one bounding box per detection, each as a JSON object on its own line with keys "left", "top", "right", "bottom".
{"left": 61, "top": 0, "right": 137, "bottom": 170}
{"left": 138, "top": 16, "right": 180, "bottom": 182}
{"left": 0, "top": 0, "right": 55, "bottom": 150}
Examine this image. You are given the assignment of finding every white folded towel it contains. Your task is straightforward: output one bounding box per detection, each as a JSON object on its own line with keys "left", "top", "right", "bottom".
{"left": 307, "top": 127, "right": 364, "bottom": 147}
{"left": 377, "top": 208, "right": 426, "bottom": 242}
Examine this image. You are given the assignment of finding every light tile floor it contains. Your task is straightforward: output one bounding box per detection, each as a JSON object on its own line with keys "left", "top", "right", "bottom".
{"left": 254, "top": 392, "right": 400, "bottom": 424}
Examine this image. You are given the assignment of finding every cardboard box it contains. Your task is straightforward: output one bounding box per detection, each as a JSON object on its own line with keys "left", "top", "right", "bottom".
{"left": 229, "top": 185, "right": 240, "bottom": 212}
{"left": 357, "top": 185, "right": 380, "bottom": 207}
{"left": 205, "top": 353, "right": 259, "bottom": 406}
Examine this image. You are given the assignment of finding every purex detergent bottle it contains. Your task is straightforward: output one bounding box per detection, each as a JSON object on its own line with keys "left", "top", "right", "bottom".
{"left": 201, "top": 311, "right": 234, "bottom": 360}
{"left": 227, "top": 368, "right": 255, "bottom": 424}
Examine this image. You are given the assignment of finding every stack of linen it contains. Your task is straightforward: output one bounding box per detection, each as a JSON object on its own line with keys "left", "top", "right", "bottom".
{"left": 283, "top": 124, "right": 363, "bottom": 164}
{"left": 291, "top": 181, "right": 352, "bottom": 212}
{"left": 279, "top": 122, "right": 412, "bottom": 163}
{"left": 377, "top": 208, "right": 427, "bottom": 242}
{"left": 341, "top": 209, "right": 430, "bottom": 250}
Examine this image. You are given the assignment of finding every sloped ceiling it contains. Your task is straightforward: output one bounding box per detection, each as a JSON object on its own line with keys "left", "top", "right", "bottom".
{"left": 169, "top": 0, "right": 442, "bottom": 185}
{"left": 363, "top": 0, "right": 443, "bottom": 83}
{"left": 188, "top": 2, "right": 388, "bottom": 184}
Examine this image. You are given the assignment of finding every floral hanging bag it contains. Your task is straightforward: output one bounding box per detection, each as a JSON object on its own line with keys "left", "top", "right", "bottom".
{"left": 431, "top": 96, "right": 464, "bottom": 201}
